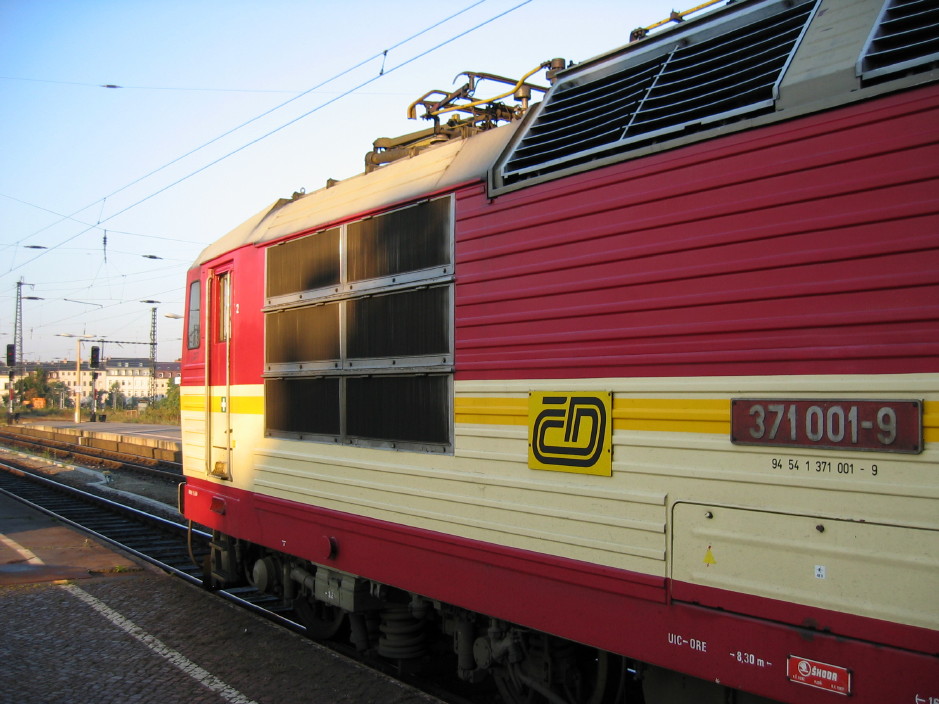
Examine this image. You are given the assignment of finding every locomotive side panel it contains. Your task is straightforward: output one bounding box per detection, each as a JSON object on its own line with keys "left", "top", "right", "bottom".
{"left": 456, "top": 84, "right": 939, "bottom": 380}
{"left": 451, "top": 81, "right": 939, "bottom": 639}
{"left": 181, "top": 84, "right": 939, "bottom": 636}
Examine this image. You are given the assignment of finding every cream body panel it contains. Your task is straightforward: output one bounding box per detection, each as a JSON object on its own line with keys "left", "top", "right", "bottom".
{"left": 252, "top": 438, "right": 667, "bottom": 569}
{"left": 672, "top": 503, "right": 939, "bottom": 630}
{"left": 182, "top": 374, "right": 938, "bottom": 628}
{"left": 180, "top": 387, "right": 207, "bottom": 471}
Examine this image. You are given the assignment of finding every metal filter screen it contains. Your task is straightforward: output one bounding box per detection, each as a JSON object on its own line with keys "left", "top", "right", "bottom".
{"left": 347, "top": 287, "right": 449, "bottom": 360}
{"left": 347, "top": 199, "right": 451, "bottom": 281}
{"left": 265, "top": 303, "right": 340, "bottom": 364}
{"left": 264, "top": 196, "right": 453, "bottom": 450}
{"left": 347, "top": 375, "right": 449, "bottom": 444}
{"left": 266, "top": 227, "right": 340, "bottom": 298}
{"left": 265, "top": 377, "right": 340, "bottom": 436}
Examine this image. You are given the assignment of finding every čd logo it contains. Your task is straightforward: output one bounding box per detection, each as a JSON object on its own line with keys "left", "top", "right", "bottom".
{"left": 528, "top": 392, "right": 612, "bottom": 476}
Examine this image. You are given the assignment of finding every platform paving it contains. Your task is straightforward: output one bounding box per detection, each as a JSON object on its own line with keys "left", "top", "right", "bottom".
{"left": 0, "top": 493, "right": 441, "bottom": 704}
{"left": 21, "top": 419, "right": 181, "bottom": 443}
{"left": 9, "top": 419, "right": 182, "bottom": 464}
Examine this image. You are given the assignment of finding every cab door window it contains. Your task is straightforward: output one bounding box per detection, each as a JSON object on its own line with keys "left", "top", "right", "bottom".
{"left": 217, "top": 272, "right": 231, "bottom": 343}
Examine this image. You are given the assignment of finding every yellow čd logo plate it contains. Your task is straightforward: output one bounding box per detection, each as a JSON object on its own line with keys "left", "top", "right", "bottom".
{"left": 528, "top": 392, "right": 612, "bottom": 476}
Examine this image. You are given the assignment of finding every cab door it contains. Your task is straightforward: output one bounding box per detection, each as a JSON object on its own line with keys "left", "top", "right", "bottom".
{"left": 206, "top": 266, "right": 233, "bottom": 479}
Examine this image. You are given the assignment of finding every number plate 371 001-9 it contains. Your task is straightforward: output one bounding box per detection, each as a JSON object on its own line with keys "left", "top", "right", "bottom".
{"left": 731, "top": 399, "right": 923, "bottom": 454}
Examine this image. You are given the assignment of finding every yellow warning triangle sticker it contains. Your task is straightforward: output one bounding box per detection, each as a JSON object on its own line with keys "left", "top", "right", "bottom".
{"left": 703, "top": 546, "right": 717, "bottom": 566}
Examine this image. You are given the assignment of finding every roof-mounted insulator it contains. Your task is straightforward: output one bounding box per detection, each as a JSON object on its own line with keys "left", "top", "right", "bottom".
{"left": 545, "top": 58, "right": 567, "bottom": 85}
{"left": 630, "top": 0, "right": 726, "bottom": 42}
{"left": 364, "top": 125, "right": 459, "bottom": 172}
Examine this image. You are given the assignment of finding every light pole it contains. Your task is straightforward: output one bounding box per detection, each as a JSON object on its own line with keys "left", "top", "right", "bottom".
{"left": 57, "top": 333, "right": 97, "bottom": 423}
{"left": 59, "top": 301, "right": 105, "bottom": 421}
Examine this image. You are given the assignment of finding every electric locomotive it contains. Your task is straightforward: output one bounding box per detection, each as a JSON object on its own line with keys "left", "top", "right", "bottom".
{"left": 179, "top": 1, "right": 939, "bottom": 702}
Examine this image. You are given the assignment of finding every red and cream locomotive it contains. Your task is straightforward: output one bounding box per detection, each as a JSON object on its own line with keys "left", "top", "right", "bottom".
{"left": 180, "top": 1, "right": 939, "bottom": 701}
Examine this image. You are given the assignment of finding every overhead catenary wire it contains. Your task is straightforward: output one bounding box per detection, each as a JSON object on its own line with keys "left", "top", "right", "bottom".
{"left": 0, "top": 75, "right": 303, "bottom": 93}
{"left": 2, "top": 0, "right": 533, "bottom": 281}
{"left": 2, "top": 0, "right": 494, "bottom": 258}
{"left": 0, "top": 193, "right": 209, "bottom": 246}
{"left": 2, "top": 0, "right": 535, "bottom": 350}
{"left": 86, "top": 0, "right": 537, "bottom": 229}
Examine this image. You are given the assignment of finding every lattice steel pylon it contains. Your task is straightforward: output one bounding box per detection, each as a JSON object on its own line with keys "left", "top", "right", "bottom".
{"left": 13, "top": 279, "right": 31, "bottom": 378}
{"left": 149, "top": 306, "right": 157, "bottom": 400}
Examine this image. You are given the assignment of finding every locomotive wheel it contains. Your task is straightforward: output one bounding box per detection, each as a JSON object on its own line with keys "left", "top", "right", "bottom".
{"left": 293, "top": 596, "right": 347, "bottom": 640}
{"left": 556, "top": 645, "right": 626, "bottom": 704}
{"left": 494, "top": 635, "right": 626, "bottom": 704}
{"left": 494, "top": 663, "right": 541, "bottom": 704}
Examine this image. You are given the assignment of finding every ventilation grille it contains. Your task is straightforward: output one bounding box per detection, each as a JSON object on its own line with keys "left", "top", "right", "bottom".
{"left": 859, "top": 0, "right": 939, "bottom": 80}
{"left": 499, "top": 0, "right": 815, "bottom": 187}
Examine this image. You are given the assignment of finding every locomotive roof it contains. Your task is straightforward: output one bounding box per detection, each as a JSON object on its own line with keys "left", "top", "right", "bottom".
{"left": 194, "top": 121, "right": 520, "bottom": 265}
{"left": 492, "top": 0, "right": 939, "bottom": 193}
{"left": 197, "top": 0, "right": 939, "bottom": 266}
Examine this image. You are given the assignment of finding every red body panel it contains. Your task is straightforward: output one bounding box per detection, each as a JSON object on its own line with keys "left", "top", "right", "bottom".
{"left": 455, "top": 86, "right": 939, "bottom": 380}
{"left": 180, "top": 269, "right": 205, "bottom": 386}
{"left": 190, "top": 87, "right": 939, "bottom": 386}
{"left": 184, "top": 246, "right": 265, "bottom": 387}
{"left": 185, "top": 477, "right": 939, "bottom": 704}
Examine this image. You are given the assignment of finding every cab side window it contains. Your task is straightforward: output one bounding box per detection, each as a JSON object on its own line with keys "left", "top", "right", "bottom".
{"left": 187, "top": 280, "right": 201, "bottom": 350}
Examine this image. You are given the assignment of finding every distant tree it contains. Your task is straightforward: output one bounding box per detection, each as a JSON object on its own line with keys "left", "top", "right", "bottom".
{"left": 14, "top": 369, "right": 51, "bottom": 405}
{"left": 109, "top": 381, "right": 126, "bottom": 410}
{"left": 11, "top": 371, "right": 75, "bottom": 410}
{"left": 48, "top": 380, "right": 69, "bottom": 408}
{"left": 164, "top": 376, "right": 180, "bottom": 412}
{"left": 141, "top": 377, "right": 180, "bottom": 424}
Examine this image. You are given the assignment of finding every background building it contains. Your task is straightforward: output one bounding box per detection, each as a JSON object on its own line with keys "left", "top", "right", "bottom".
{"left": 102, "top": 358, "right": 180, "bottom": 406}
{"left": 3, "top": 357, "right": 179, "bottom": 410}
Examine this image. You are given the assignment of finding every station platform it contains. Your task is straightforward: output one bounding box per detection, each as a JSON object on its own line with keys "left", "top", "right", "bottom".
{"left": 25, "top": 419, "right": 181, "bottom": 442}
{"left": 8, "top": 419, "right": 181, "bottom": 464}
{"left": 0, "top": 491, "right": 439, "bottom": 704}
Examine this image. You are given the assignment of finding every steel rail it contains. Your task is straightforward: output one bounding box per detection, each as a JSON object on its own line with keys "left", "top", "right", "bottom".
{"left": 0, "top": 460, "right": 302, "bottom": 633}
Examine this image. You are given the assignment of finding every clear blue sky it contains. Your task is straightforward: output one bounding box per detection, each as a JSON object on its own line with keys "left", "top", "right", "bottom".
{"left": 1, "top": 0, "right": 707, "bottom": 362}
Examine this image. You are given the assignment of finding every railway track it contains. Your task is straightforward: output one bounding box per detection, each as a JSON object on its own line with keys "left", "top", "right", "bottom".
{"left": 0, "top": 461, "right": 204, "bottom": 579}
{"left": 0, "top": 458, "right": 298, "bottom": 626}
{"left": 0, "top": 457, "right": 491, "bottom": 704}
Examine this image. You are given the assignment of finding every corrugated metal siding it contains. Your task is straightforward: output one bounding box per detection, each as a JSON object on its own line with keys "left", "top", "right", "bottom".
{"left": 455, "top": 84, "right": 939, "bottom": 380}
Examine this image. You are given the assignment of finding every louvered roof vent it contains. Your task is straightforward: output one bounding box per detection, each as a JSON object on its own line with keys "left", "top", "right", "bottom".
{"left": 495, "top": 0, "right": 816, "bottom": 189}
{"left": 858, "top": 0, "right": 939, "bottom": 81}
